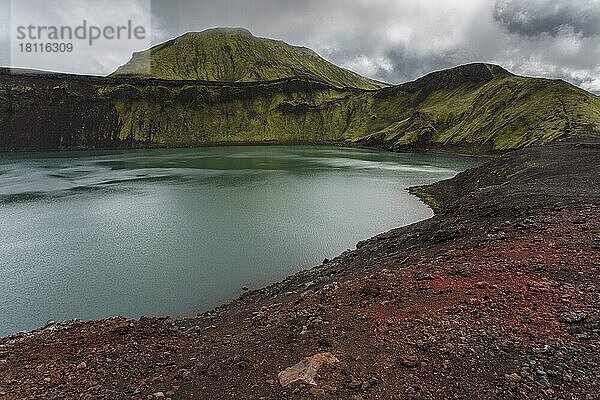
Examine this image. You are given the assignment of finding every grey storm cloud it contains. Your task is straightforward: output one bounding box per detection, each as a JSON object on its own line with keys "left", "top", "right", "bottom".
{"left": 147, "top": 0, "right": 600, "bottom": 93}
{"left": 0, "top": 0, "right": 598, "bottom": 93}
{"left": 494, "top": 0, "right": 600, "bottom": 38}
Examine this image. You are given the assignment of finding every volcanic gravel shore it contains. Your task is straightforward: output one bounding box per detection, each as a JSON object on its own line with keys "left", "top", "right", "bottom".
{"left": 1, "top": 142, "right": 599, "bottom": 399}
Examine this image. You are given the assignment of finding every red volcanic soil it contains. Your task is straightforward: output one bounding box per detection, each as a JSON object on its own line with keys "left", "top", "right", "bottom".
{"left": 1, "top": 143, "right": 599, "bottom": 399}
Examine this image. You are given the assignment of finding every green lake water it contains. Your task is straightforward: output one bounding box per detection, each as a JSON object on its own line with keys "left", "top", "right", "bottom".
{"left": 0, "top": 146, "right": 480, "bottom": 336}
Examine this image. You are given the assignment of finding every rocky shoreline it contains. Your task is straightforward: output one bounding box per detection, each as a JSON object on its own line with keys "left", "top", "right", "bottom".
{"left": 1, "top": 142, "right": 599, "bottom": 399}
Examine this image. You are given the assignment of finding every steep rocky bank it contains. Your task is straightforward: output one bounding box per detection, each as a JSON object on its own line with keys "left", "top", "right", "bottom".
{"left": 1, "top": 141, "right": 598, "bottom": 399}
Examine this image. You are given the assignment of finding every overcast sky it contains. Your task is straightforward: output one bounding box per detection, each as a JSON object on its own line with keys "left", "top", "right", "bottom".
{"left": 1, "top": 0, "right": 599, "bottom": 93}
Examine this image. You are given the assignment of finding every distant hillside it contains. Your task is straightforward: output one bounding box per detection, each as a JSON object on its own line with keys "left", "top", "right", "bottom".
{"left": 354, "top": 63, "right": 600, "bottom": 151}
{"left": 111, "top": 28, "right": 388, "bottom": 90}
{"left": 1, "top": 62, "right": 599, "bottom": 153}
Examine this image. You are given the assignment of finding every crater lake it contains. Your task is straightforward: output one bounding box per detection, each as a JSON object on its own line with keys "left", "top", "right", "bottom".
{"left": 0, "top": 146, "right": 481, "bottom": 336}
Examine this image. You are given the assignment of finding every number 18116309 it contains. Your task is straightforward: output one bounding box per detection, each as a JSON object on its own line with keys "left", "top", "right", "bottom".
{"left": 18, "top": 42, "right": 74, "bottom": 53}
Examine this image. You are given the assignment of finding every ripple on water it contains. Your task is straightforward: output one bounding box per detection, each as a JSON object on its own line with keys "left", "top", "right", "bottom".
{"left": 0, "top": 146, "right": 482, "bottom": 337}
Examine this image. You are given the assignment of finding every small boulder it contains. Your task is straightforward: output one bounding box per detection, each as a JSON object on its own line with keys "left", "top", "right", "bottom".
{"left": 399, "top": 356, "right": 420, "bottom": 368}
{"left": 505, "top": 373, "right": 522, "bottom": 383}
{"left": 559, "top": 311, "right": 588, "bottom": 324}
{"left": 278, "top": 352, "right": 339, "bottom": 387}
{"left": 413, "top": 272, "right": 434, "bottom": 281}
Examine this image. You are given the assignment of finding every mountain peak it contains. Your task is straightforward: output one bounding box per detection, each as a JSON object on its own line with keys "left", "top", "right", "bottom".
{"left": 411, "top": 63, "right": 512, "bottom": 88}
{"left": 111, "top": 28, "right": 388, "bottom": 90}
{"left": 181, "top": 27, "right": 254, "bottom": 38}
{"left": 373, "top": 62, "right": 513, "bottom": 101}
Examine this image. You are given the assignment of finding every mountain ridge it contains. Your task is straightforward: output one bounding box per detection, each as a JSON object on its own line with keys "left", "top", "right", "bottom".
{"left": 1, "top": 29, "right": 599, "bottom": 154}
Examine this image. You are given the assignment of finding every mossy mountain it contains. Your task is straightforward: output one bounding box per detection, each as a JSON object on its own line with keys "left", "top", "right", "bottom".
{"left": 1, "top": 29, "right": 599, "bottom": 153}
{"left": 112, "top": 28, "right": 387, "bottom": 90}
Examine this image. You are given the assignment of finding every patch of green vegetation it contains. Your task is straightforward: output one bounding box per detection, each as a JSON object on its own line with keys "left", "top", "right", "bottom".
{"left": 408, "top": 186, "right": 441, "bottom": 213}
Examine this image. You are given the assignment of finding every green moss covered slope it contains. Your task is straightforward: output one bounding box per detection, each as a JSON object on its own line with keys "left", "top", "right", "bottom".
{"left": 355, "top": 64, "right": 600, "bottom": 152}
{"left": 1, "top": 62, "right": 599, "bottom": 153}
{"left": 111, "top": 28, "right": 387, "bottom": 90}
